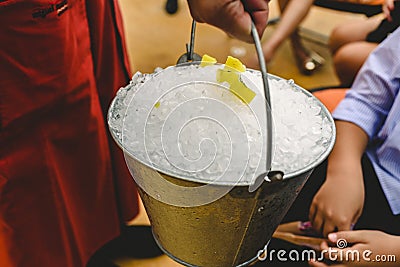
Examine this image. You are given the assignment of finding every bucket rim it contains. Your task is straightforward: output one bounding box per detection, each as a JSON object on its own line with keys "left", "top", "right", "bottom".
{"left": 107, "top": 69, "right": 336, "bottom": 186}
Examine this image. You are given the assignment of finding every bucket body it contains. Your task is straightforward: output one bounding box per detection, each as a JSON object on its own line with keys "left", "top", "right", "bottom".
{"left": 127, "top": 155, "right": 312, "bottom": 266}
{"left": 108, "top": 65, "right": 336, "bottom": 267}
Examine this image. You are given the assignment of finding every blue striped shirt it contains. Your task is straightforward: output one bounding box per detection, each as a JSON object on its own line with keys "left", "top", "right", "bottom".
{"left": 333, "top": 27, "right": 400, "bottom": 215}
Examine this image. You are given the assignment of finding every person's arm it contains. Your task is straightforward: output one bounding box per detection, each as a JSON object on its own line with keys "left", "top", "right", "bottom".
{"left": 309, "top": 26, "right": 400, "bottom": 237}
{"left": 309, "top": 120, "right": 368, "bottom": 237}
{"left": 308, "top": 230, "right": 400, "bottom": 267}
{"left": 187, "top": 0, "right": 270, "bottom": 43}
{"left": 261, "top": 0, "right": 314, "bottom": 60}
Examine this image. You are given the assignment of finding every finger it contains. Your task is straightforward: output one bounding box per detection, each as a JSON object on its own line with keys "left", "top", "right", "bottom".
{"left": 322, "top": 220, "right": 337, "bottom": 238}
{"left": 308, "top": 259, "right": 329, "bottom": 267}
{"left": 310, "top": 259, "right": 348, "bottom": 267}
{"left": 242, "top": 0, "right": 270, "bottom": 38}
{"left": 328, "top": 231, "right": 369, "bottom": 244}
{"left": 309, "top": 203, "right": 317, "bottom": 223}
{"left": 187, "top": 1, "right": 253, "bottom": 42}
{"left": 320, "top": 241, "right": 329, "bottom": 250}
{"left": 383, "top": 2, "right": 394, "bottom": 21}
{"left": 309, "top": 259, "right": 346, "bottom": 267}
{"left": 321, "top": 247, "right": 354, "bottom": 263}
{"left": 311, "top": 211, "right": 324, "bottom": 234}
{"left": 211, "top": 1, "right": 253, "bottom": 43}
{"left": 224, "top": 1, "right": 254, "bottom": 42}
{"left": 383, "top": 5, "right": 390, "bottom": 20}
{"left": 186, "top": 0, "right": 205, "bottom": 23}
{"left": 349, "top": 209, "right": 362, "bottom": 230}
{"left": 387, "top": 0, "right": 395, "bottom": 10}
{"left": 335, "top": 216, "right": 354, "bottom": 233}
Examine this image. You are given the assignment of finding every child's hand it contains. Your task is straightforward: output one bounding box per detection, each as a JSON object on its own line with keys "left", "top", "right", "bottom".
{"left": 309, "top": 166, "right": 365, "bottom": 237}
{"left": 308, "top": 230, "right": 400, "bottom": 267}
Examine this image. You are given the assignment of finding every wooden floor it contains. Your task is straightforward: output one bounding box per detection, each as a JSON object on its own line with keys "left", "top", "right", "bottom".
{"left": 108, "top": 1, "right": 368, "bottom": 266}
{"left": 119, "top": 0, "right": 368, "bottom": 90}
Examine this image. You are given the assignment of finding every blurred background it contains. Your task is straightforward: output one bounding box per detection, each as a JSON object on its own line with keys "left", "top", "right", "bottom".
{"left": 119, "top": 0, "right": 368, "bottom": 90}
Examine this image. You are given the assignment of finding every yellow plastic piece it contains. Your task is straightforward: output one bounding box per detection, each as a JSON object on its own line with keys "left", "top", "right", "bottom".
{"left": 154, "top": 102, "right": 161, "bottom": 108}
{"left": 215, "top": 56, "right": 255, "bottom": 104}
{"left": 200, "top": 54, "right": 217, "bottom": 67}
{"left": 225, "top": 56, "right": 246, "bottom": 72}
{"left": 217, "top": 69, "right": 256, "bottom": 104}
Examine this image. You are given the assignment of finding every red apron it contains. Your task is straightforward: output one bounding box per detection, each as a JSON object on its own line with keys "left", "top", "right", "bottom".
{"left": 0, "top": 1, "right": 138, "bottom": 266}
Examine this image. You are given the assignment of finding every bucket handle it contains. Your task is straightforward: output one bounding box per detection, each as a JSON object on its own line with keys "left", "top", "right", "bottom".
{"left": 177, "top": 20, "right": 280, "bottom": 190}
{"left": 248, "top": 21, "right": 280, "bottom": 191}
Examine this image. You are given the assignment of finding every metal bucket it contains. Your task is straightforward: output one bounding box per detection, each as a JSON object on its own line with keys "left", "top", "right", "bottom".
{"left": 108, "top": 64, "right": 336, "bottom": 267}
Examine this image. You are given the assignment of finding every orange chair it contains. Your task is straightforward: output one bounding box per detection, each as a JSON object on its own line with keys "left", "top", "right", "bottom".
{"left": 313, "top": 0, "right": 383, "bottom": 18}
{"left": 310, "top": 87, "right": 349, "bottom": 113}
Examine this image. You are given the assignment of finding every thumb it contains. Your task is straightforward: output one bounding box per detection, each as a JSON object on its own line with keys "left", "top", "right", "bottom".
{"left": 241, "top": 0, "right": 270, "bottom": 38}
{"left": 308, "top": 259, "right": 328, "bottom": 267}
{"left": 328, "top": 231, "right": 369, "bottom": 245}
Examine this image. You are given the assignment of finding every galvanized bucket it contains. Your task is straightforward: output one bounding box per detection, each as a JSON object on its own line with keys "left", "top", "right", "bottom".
{"left": 108, "top": 61, "right": 336, "bottom": 266}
